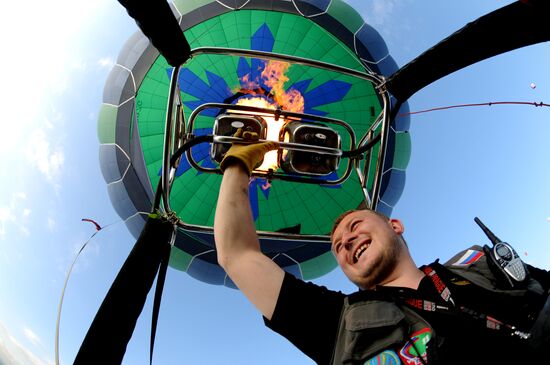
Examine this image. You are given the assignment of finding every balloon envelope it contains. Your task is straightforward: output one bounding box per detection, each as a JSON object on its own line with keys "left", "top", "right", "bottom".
{"left": 98, "top": 0, "right": 411, "bottom": 287}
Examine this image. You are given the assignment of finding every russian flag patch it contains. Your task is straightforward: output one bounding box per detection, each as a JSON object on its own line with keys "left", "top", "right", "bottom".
{"left": 453, "top": 249, "right": 484, "bottom": 266}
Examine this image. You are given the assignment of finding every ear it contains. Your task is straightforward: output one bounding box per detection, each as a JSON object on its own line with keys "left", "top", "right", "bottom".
{"left": 389, "top": 218, "right": 404, "bottom": 234}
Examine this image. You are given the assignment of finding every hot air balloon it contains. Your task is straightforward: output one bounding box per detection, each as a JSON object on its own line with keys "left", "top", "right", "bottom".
{"left": 97, "top": 0, "right": 411, "bottom": 287}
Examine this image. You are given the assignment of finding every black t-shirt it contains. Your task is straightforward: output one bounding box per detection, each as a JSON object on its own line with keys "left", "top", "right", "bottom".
{"left": 264, "top": 273, "right": 345, "bottom": 364}
{"left": 265, "top": 267, "right": 549, "bottom": 364}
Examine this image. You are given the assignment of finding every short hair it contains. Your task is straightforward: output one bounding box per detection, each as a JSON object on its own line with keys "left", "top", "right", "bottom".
{"left": 330, "top": 209, "right": 390, "bottom": 240}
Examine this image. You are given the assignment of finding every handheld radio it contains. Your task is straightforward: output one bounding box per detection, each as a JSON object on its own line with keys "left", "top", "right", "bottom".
{"left": 474, "top": 217, "right": 527, "bottom": 288}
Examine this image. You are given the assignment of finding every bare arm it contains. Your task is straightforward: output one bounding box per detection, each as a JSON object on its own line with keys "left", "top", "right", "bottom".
{"left": 214, "top": 163, "right": 284, "bottom": 320}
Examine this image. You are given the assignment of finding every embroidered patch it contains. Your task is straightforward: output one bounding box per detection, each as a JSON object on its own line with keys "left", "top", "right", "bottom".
{"left": 452, "top": 249, "right": 484, "bottom": 266}
{"left": 398, "top": 328, "right": 432, "bottom": 365}
{"left": 364, "top": 350, "right": 401, "bottom": 365}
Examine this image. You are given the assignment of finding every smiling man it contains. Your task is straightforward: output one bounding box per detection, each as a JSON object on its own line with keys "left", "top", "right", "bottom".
{"left": 214, "top": 135, "right": 550, "bottom": 364}
{"left": 331, "top": 210, "right": 424, "bottom": 291}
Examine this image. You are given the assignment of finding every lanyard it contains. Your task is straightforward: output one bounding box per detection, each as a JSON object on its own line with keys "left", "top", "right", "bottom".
{"left": 402, "top": 265, "right": 531, "bottom": 340}
{"left": 421, "top": 265, "right": 455, "bottom": 306}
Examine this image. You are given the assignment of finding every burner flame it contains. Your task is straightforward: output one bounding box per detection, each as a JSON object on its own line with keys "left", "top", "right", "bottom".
{"left": 262, "top": 61, "right": 305, "bottom": 113}
{"left": 235, "top": 61, "right": 305, "bottom": 171}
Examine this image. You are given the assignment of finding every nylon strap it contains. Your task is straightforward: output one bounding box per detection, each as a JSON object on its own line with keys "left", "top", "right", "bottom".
{"left": 149, "top": 239, "right": 172, "bottom": 364}
{"left": 402, "top": 265, "right": 530, "bottom": 339}
{"left": 150, "top": 224, "right": 176, "bottom": 364}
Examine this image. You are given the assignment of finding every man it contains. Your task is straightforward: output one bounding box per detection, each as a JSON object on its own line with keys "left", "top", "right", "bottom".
{"left": 214, "top": 131, "right": 549, "bottom": 364}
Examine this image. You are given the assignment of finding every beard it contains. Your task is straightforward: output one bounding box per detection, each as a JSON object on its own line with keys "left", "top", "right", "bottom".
{"left": 358, "top": 235, "right": 402, "bottom": 289}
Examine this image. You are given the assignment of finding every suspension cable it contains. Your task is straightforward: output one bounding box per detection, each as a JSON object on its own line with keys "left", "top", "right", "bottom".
{"left": 399, "top": 100, "right": 549, "bottom": 117}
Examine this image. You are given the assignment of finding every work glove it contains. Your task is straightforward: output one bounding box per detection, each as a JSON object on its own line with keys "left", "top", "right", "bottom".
{"left": 220, "top": 129, "right": 279, "bottom": 176}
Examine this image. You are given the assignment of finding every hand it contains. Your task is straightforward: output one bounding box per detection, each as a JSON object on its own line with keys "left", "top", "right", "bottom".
{"left": 220, "top": 129, "right": 279, "bottom": 175}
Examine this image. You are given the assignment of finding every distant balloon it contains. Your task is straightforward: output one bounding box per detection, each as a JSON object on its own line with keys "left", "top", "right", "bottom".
{"left": 530, "top": 82, "right": 536, "bottom": 89}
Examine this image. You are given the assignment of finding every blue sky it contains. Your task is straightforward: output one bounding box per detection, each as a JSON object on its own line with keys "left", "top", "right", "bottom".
{"left": 0, "top": 0, "right": 548, "bottom": 364}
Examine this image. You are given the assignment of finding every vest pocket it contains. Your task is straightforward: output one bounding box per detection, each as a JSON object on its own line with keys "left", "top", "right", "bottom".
{"left": 338, "top": 300, "right": 407, "bottom": 364}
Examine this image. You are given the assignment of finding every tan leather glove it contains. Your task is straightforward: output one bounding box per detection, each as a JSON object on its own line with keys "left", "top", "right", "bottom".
{"left": 220, "top": 129, "right": 279, "bottom": 175}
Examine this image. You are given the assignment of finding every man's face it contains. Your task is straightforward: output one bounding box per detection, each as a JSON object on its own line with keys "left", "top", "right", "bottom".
{"left": 331, "top": 210, "right": 404, "bottom": 290}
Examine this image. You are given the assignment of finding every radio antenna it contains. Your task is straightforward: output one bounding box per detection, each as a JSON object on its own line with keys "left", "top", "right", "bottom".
{"left": 474, "top": 217, "right": 502, "bottom": 246}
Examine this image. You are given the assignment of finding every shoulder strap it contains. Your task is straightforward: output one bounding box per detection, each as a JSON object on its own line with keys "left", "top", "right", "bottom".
{"left": 410, "top": 263, "right": 534, "bottom": 340}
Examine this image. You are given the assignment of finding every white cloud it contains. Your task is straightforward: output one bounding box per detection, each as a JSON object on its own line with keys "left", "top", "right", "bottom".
{"left": 0, "top": 0, "right": 111, "bottom": 156}
{"left": 369, "top": 0, "right": 396, "bottom": 26}
{"left": 47, "top": 217, "right": 57, "bottom": 232}
{"left": 347, "top": 0, "right": 397, "bottom": 28}
{"left": 98, "top": 57, "right": 115, "bottom": 69}
{"left": 0, "top": 193, "right": 31, "bottom": 239}
{"left": 71, "top": 59, "right": 88, "bottom": 72}
{"left": 19, "top": 226, "right": 31, "bottom": 238}
{"left": 0, "top": 207, "right": 10, "bottom": 238}
{"left": 14, "top": 192, "right": 27, "bottom": 200}
{"left": 0, "top": 323, "right": 52, "bottom": 365}
{"left": 26, "top": 130, "right": 65, "bottom": 186}
{"left": 22, "top": 328, "right": 42, "bottom": 348}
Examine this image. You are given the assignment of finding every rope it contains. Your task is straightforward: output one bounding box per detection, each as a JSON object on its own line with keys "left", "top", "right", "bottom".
{"left": 54, "top": 215, "right": 143, "bottom": 365}
{"left": 398, "top": 101, "right": 549, "bottom": 117}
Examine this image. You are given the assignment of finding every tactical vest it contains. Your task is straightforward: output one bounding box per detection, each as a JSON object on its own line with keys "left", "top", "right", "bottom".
{"left": 330, "top": 246, "right": 549, "bottom": 365}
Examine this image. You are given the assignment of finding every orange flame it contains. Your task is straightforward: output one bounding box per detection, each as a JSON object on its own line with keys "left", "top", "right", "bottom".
{"left": 234, "top": 60, "right": 305, "bottom": 171}
{"left": 262, "top": 61, "right": 305, "bottom": 113}
{"left": 238, "top": 73, "right": 259, "bottom": 95}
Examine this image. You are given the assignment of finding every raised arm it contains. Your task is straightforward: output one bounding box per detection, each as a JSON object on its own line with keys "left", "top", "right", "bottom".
{"left": 214, "top": 133, "right": 284, "bottom": 320}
